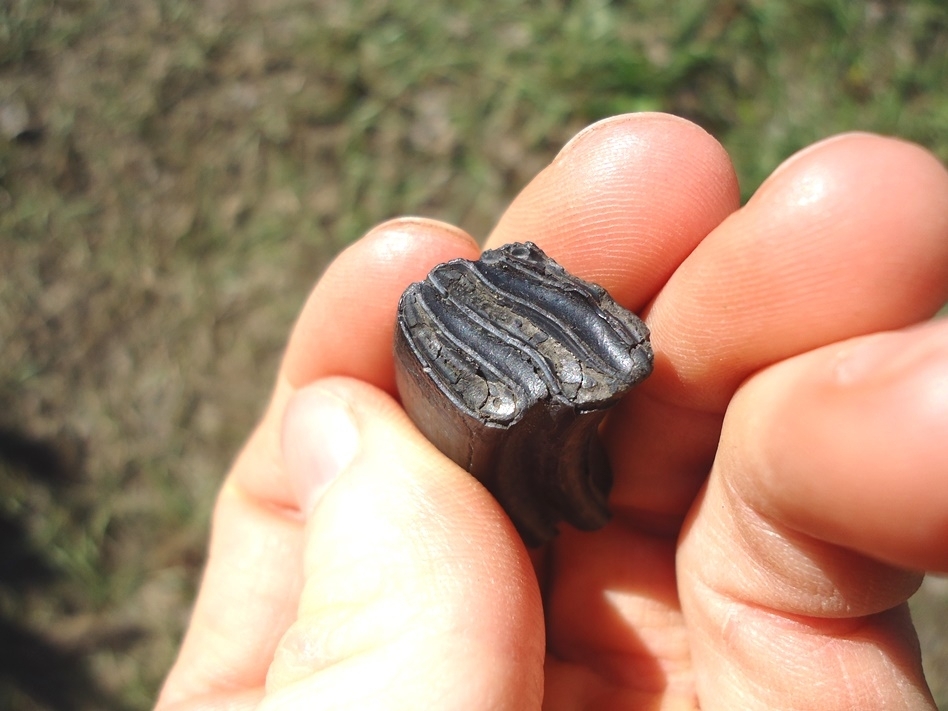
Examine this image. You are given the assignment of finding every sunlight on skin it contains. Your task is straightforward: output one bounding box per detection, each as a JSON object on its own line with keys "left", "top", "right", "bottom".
{"left": 158, "top": 114, "right": 948, "bottom": 711}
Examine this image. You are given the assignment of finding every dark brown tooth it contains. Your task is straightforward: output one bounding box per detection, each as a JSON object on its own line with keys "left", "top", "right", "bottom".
{"left": 394, "top": 241, "right": 653, "bottom": 547}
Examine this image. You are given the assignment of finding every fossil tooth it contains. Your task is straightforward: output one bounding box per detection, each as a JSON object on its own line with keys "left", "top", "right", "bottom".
{"left": 394, "top": 242, "right": 653, "bottom": 546}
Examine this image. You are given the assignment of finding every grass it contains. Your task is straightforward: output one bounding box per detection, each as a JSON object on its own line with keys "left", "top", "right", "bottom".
{"left": 1, "top": 1, "right": 947, "bottom": 708}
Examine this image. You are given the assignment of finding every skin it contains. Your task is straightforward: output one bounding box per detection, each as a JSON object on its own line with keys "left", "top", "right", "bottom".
{"left": 156, "top": 113, "right": 948, "bottom": 710}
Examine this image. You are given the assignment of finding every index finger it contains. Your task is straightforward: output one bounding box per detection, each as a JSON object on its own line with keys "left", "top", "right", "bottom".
{"left": 486, "top": 112, "right": 741, "bottom": 308}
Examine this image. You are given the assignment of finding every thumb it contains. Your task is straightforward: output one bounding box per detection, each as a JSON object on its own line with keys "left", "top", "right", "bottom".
{"left": 262, "top": 377, "right": 545, "bottom": 710}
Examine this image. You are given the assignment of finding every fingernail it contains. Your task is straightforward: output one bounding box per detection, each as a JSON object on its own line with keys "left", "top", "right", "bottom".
{"left": 282, "top": 386, "right": 360, "bottom": 515}
{"left": 552, "top": 114, "right": 639, "bottom": 164}
{"left": 762, "top": 133, "right": 872, "bottom": 181}
{"left": 830, "top": 321, "right": 948, "bottom": 388}
{"left": 552, "top": 112, "right": 691, "bottom": 165}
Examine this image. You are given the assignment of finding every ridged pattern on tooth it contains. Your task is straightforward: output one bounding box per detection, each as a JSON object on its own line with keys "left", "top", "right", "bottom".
{"left": 394, "top": 242, "right": 653, "bottom": 546}
{"left": 397, "top": 242, "right": 652, "bottom": 423}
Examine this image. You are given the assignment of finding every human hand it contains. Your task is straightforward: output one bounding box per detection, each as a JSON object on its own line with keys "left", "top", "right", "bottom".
{"left": 156, "top": 113, "right": 948, "bottom": 710}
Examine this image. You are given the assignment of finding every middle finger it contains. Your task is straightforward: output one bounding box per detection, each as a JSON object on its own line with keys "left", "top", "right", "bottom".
{"left": 610, "top": 132, "right": 948, "bottom": 526}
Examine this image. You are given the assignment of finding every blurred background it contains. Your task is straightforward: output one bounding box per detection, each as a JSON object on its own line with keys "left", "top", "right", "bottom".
{"left": 1, "top": 1, "right": 946, "bottom": 708}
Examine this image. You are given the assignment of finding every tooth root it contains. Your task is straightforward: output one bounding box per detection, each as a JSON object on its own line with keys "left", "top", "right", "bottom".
{"left": 394, "top": 242, "right": 653, "bottom": 547}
